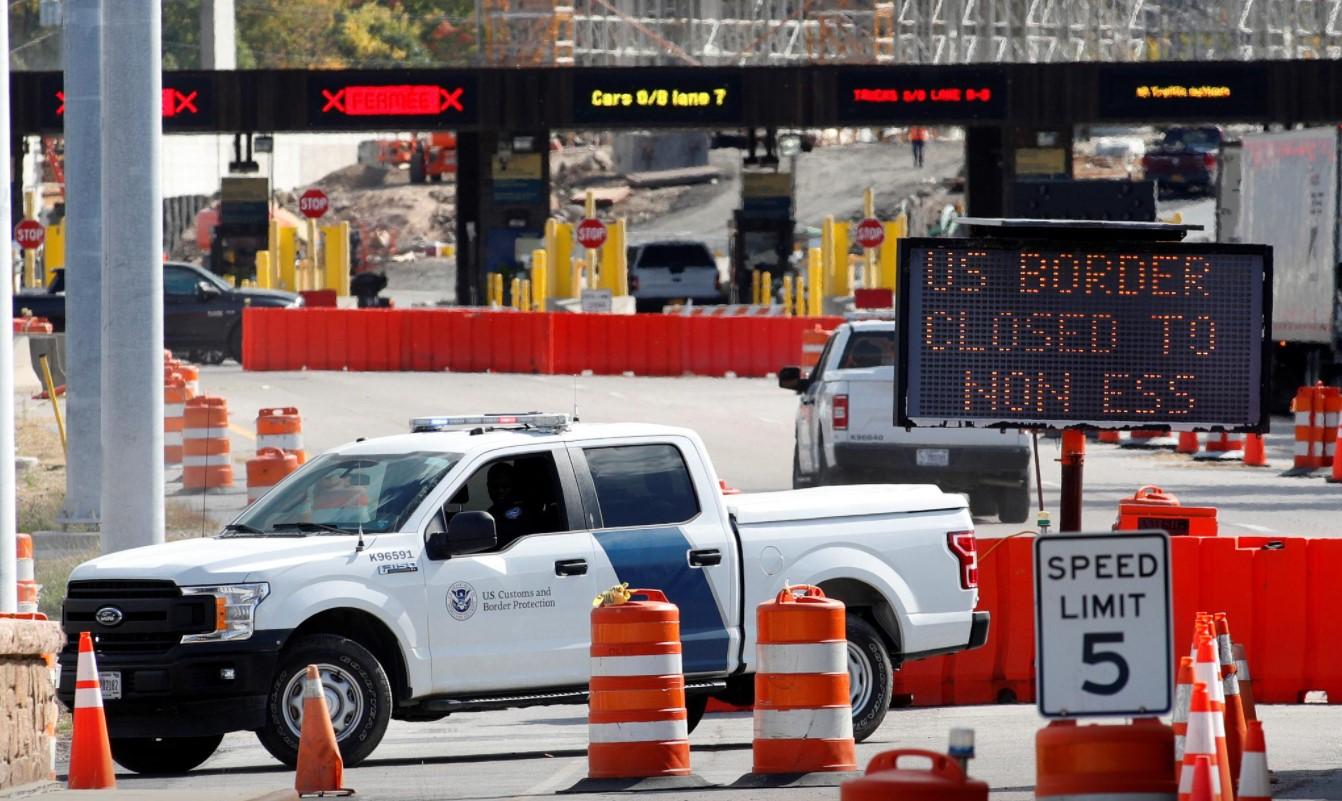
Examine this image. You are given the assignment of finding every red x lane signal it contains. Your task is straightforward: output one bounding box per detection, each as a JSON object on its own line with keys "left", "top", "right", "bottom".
{"left": 55, "top": 88, "right": 200, "bottom": 118}
{"left": 320, "top": 84, "right": 465, "bottom": 117}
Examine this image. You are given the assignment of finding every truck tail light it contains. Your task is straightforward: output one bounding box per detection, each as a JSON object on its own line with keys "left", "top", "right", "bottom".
{"left": 1203, "top": 152, "right": 1216, "bottom": 169}
{"left": 832, "top": 394, "right": 848, "bottom": 431}
{"left": 1140, "top": 154, "right": 1152, "bottom": 170}
{"left": 714, "top": 271, "right": 722, "bottom": 291}
{"left": 629, "top": 275, "right": 639, "bottom": 293}
{"left": 947, "top": 530, "right": 979, "bottom": 590}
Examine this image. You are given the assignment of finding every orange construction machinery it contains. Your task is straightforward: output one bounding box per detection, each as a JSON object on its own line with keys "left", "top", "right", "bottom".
{"left": 357, "top": 133, "right": 456, "bottom": 184}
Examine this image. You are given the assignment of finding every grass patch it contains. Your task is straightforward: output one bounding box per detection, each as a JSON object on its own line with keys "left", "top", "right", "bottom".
{"left": 36, "top": 544, "right": 98, "bottom": 620}
{"left": 15, "top": 411, "right": 66, "bottom": 534}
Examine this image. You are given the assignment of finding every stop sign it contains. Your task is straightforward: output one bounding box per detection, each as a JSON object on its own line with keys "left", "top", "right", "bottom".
{"left": 855, "top": 217, "right": 884, "bottom": 250}
{"left": 576, "top": 218, "right": 607, "bottom": 250}
{"left": 299, "top": 188, "right": 330, "bottom": 219}
{"left": 14, "top": 219, "right": 44, "bottom": 250}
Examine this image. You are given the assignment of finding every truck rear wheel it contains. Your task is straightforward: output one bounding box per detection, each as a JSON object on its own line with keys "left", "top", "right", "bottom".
{"left": 997, "top": 483, "right": 1032, "bottom": 524}
{"left": 846, "top": 614, "right": 893, "bottom": 742}
{"left": 685, "top": 694, "right": 708, "bottom": 734}
{"left": 256, "top": 634, "right": 392, "bottom": 768}
{"left": 109, "top": 734, "right": 223, "bottom": 775}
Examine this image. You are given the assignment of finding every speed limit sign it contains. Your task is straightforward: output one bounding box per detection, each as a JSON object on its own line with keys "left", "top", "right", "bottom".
{"left": 1034, "top": 531, "right": 1171, "bottom": 717}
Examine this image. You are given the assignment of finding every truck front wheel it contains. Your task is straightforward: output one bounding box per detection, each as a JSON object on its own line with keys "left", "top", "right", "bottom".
{"left": 846, "top": 614, "right": 893, "bottom": 742}
{"left": 109, "top": 734, "right": 223, "bottom": 775}
{"left": 256, "top": 634, "right": 392, "bottom": 768}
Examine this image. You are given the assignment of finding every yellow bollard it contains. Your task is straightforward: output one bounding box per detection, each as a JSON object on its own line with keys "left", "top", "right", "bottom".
{"left": 550, "top": 221, "right": 575, "bottom": 299}
{"left": 277, "top": 225, "right": 298, "bottom": 292}
{"left": 880, "top": 213, "right": 906, "bottom": 292}
{"left": 510, "top": 277, "right": 522, "bottom": 310}
{"left": 807, "top": 247, "right": 823, "bottom": 317}
{"left": 862, "top": 187, "right": 876, "bottom": 290}
{"left": 44, "top": 219, "right": 65, "bottom": 276}
{"left": 585, "top": 191, "right": 600, "bottom": 290}
{"left": 255, "top": 251, "right": 273, "bottom": 289}
{"left": 611, "top": 219, "right": 628, "bottom": 297}
{"left": 268, "top": 218, "right": 280, "bottom": 289}
{"left": 794, "top": 275, "right": 807, "bottom": 317}
{"left": 761, "top": 271, "right": 772, "bottom": 307}
{"left": 520, "top": 279, "right": 532, "bottom": 313}
{"left": 830, "top": 222, "right": 851, "bottom": 296}
{"left": 322, "top": 222, "right": 351, "bottom": 296}
{"left": 488, "top": 273, "right": 502, "bottom": 307}
{"left": 531, "top": 249, "right": 548, "bottom": 312}
{"left": 22, "top": 192, "right": 39, "bottom": 289}
{"left": 782, "top": 275, "right": 793, "bottom": 317}
{"left": 751, "top": 270, "right": 761, "bottom": 306}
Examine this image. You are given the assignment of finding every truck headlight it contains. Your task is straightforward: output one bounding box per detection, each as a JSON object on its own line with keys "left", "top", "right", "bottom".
{"left": 180, "top": 583, "right": 269, "bottom": 643}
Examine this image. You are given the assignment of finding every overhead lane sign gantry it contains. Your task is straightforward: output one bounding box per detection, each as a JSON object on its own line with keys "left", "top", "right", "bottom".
{"left": 836, "top": 67, "right": 1008, "bottom": 123}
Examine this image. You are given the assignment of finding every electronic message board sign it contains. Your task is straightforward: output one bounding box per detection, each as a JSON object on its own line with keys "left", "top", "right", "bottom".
{"left": 307, "top": 71, "right": 478, "bottom": 129}
{"left": 836, "top": 67, "right": 1007, "bottom": 123}
{"left": 895, "top": 238, "right": 1272, "bottom": 431}
{"left": 572, "top": 69, "right": 743, "bottom": 126}
{"left": 1097, "top": 63, "right": 1268, "bottom": 120}
{"left": 40, "top": 73, "right": 217, "bottom": 132}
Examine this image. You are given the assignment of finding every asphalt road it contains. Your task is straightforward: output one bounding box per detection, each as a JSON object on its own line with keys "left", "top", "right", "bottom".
{"left": 78, "top": 702, "right": 1342, "bottom": 801}
{"left": 52, "top": 367, "right": 1342, "bottom": 799}
{"left": 201, "top": 367, "right": 1342, "bottom": 539}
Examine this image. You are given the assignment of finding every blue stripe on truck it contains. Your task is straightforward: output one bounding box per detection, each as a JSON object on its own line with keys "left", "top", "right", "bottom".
{"left": 592, "top": 526, "right": 730, "bottom": 674}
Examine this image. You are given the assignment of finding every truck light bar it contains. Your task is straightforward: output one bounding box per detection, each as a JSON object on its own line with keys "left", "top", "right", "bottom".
{"left": 410, "top": 413, "right": 570, "bottom": 433}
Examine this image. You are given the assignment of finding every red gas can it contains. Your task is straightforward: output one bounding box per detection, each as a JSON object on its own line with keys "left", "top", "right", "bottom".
{"left": 841, "top": 750, "right": 988, "bottom": 801}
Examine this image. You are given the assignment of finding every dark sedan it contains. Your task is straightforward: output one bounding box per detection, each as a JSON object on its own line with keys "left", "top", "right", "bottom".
{"left": 12, "top": 261, "right": 301, "bottom": 364}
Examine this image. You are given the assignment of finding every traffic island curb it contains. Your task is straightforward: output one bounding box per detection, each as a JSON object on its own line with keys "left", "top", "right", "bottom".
{"left": 727, "top": 770, "right": 863, "bottom": 789}
{"left": 560, "top": 775, "right": 715, "bottom": 794}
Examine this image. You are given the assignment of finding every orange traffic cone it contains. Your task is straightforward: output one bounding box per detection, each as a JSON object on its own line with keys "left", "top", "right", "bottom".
{"left": 1178, "top": 684, "right": 1222, "bottom": 801}
{"left": 1173, "top": 656, "right": 1195, "bottom": 785}
{"left": 1177, "top": 431, "right": 1200, "bottom": 455}
{"left": 1329, "top": 427, "right": 1342, "bottom": 483}
{"left": 1238, "top": 721, "right": 1271, "bottom": 801}
{"left": 68, "top": 631, "right": 116, "bottom": 789}
{"left": 1098, "top": 430, "right": 1121, "bottom": 443}
{"left": 1214, "top": 614, "right": 1249, "bottom": 785}
{"left": 1190, "top": 756, "right": 1218, "bottom": 801}
{"left": 294, "top": 665, "right": 352, "bottom": 795}
{"left": 1233, "top": 642, "right": 1258, "bottom": 722}
{"left": 1194, "top": 636, "right": 1234, "bottom": 801}
{"left": 1243, "top": 433, "right": 1269, "bottom": 467}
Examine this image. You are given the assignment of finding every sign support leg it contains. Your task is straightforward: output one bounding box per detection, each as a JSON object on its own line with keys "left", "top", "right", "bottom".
{"left": 1060, "top": 429, "right": 1085, "bottom": 532}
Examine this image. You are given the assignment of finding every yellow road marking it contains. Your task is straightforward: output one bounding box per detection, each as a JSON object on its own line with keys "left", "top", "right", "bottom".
{"left": 229, "top": 423, "right": 256, "bottom": 441}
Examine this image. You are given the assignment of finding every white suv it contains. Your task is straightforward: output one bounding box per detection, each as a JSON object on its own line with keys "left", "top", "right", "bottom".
{"left": 780, "top": 320, "right": 1035, "bottom": 523}
{"left": 628, "top": 240, "right": 723, "bottom": 312}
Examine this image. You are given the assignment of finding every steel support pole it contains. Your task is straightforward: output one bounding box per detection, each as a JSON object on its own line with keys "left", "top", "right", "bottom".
{"left": 61, "top": 0, "right": 104, "bottom": 526}
{"left": 1060, "top": 429, "right": 1086, "bottom": 533}
{"left": 101, "top": 0, "right": 164, "bottom": 552}
{"left": 0, "top": 0, "right": 15, "bottom": 611}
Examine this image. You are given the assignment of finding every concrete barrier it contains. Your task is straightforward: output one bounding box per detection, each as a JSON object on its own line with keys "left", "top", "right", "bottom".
{"left": 0, "top": 616, "right": 64, "bottom": 792}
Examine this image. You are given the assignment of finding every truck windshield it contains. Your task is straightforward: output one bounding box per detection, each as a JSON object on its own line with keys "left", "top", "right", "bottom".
{"left": 636, "top": 243, "right": 716, "bottom": 269}
{"left": 230, "top": 451, "right": 461, "bottom": 535}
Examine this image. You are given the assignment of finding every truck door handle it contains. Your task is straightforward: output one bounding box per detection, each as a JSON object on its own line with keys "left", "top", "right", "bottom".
{"left": 688, "top": 549, "right": 722, "bottom": 567}
{"left": 554, "top": 559, "right": 588, "bottom": 576}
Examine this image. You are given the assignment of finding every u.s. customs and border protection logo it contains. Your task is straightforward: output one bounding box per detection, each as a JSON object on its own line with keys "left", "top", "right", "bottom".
{"left": 446, "top": 581, "right": 477, "bottom": 621}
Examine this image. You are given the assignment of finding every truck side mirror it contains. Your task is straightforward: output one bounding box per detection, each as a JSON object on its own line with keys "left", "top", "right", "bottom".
{"left": 426, "top": 510, "right": 497, "bottom": 560}
{"left": 196, "top": 282, "right": 223, "bottom": 302}
{"left": 778, "top": 366, "right": 808, "bottom": 392}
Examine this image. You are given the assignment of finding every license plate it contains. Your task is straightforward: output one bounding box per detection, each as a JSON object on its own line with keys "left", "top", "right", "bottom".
{"left": 99, "top": 671, "right": 122, "bottom": 700}
{"left": 916, "top": 448, "right": 950, "bottom": 467}
{"left": 1170, "top": 173, "right": 1185, "bottom": 183}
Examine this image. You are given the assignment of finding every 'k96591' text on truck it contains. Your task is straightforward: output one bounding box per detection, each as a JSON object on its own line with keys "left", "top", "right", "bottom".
{"left": 60, "top": 413, "right": 987, "bottom": 773}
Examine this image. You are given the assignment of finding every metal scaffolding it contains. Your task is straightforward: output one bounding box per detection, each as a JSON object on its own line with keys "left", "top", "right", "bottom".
{"left": 516, "top": 0, "right": 1342, "bottom": 65}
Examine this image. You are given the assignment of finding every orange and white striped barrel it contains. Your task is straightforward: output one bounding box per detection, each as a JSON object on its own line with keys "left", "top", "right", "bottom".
{"left": 1322, "top": 387, "right": 1342, "bottom": 468}
{"left": 183, "top": 396, "right": 234, "bottom": 491}
{"left": 800, "top": 327, "right": 831, "bottom": 375}
{"left": 163, "top": 373, "right": 189, "bottom": 467}
{"left": 1036, "top": 718, "right": 1176, "bottom": 800}
{"left": 174, "top": 361, "right": 200, "bottom": 397}
{"left": 17, "top": 533, "right": 40, "bottom": 614}
{"left": 1202, "top": 432, "right": 1243, "bottom": 453}
{"left": 1293, "top": 384, "right": 1328, "bottom": 470}
{"left": 753, "top": 584, "right": 855, "bottom": 774}
{"left": 247, "top": 447, "right": 299, "bottom": 504}
{"left": 587, "top": 587, "right": 690, "bottom": 779}
{"left": 257, "top": 407, "right": 306, "bottom": 465}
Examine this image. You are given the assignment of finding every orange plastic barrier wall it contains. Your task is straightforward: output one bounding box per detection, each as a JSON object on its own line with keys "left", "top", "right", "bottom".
{"left": 892, "top": 535, "right": 1342, "bottom": 707}
{"left": 242, "top": 308, "right": 842, "bottom": 378}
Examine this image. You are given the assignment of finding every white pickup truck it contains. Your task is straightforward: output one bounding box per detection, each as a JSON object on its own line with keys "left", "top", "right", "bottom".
{"left": 780, "top": 320, "right": 1035, "bottom": 523}
{"left": 59, "top": 413, "right": 988, "bottom": 774}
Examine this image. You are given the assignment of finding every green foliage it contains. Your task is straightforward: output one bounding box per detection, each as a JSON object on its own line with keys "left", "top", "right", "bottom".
{"left": 9, "top": 0, "right": 481, "bottom": 72}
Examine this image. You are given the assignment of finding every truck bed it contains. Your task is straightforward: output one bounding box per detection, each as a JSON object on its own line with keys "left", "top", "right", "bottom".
{"left": 726, "top": 484, "right": 964, "bottom": 524}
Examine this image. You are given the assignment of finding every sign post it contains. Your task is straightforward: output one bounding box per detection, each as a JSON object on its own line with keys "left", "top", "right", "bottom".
{"left": 1035, "top": 530, "right": 1172, "bottom": 717}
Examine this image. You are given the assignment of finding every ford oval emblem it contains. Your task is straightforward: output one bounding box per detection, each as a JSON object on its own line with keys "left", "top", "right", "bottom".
{"left": 95, "top": 606, "right": 124, "bottom": 627}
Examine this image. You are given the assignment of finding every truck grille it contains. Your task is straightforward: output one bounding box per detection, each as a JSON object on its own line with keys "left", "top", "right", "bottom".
{"left": 63, "top": 580, "right": 213, "bottom": 657}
